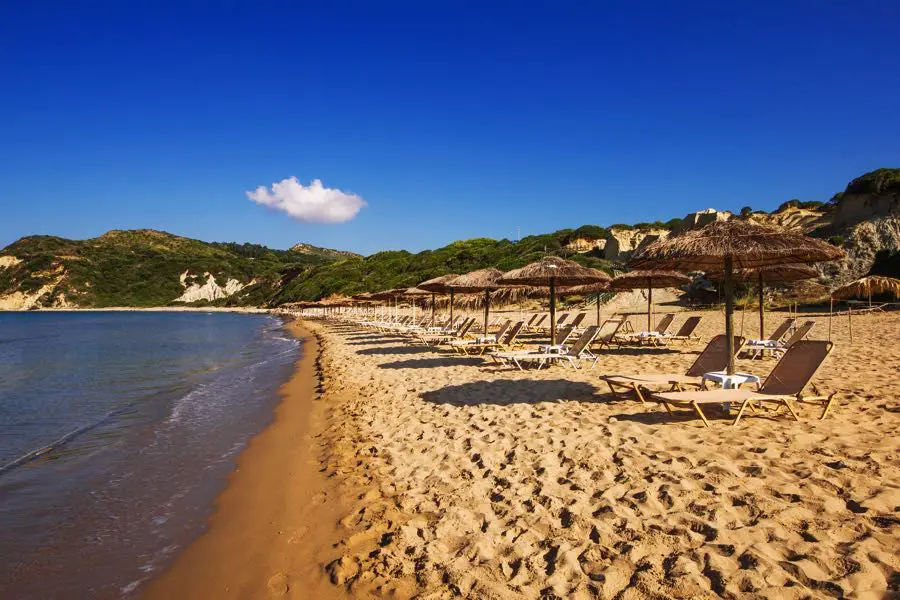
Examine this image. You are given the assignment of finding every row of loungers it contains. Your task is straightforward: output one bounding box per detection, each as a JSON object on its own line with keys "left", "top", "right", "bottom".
{"left": 337, "top": 312, "right": 833, "bottom": 427}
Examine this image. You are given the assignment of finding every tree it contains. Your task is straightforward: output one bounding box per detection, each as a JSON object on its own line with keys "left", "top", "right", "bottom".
{"left": 740, "top": 206, "right": 753, "bottom": 217}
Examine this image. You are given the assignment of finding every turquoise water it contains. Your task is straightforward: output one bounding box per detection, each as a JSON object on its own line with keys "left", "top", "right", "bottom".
{"left": 0, "top": 312, "right": 301, "bottom": 599}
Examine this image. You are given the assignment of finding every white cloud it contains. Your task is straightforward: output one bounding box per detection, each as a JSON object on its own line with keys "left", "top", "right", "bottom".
{"left": 247, "top": 177, "right": 365, "bottom": 223}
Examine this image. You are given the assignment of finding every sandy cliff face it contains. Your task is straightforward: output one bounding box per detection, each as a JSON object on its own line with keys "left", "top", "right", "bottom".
{"left": 603, "top": 228, "right": 669, "bottom": 261}
{"left": 565, "top": 237, "right": 606, "bottom": 253}
{"left": 0, "top": 259, "right": 70, "bottom": 310}
{"left": 822, "top": 215, "right": 900, "bottom": 283}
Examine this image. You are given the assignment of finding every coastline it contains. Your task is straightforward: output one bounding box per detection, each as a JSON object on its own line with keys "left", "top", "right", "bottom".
{"left": 141, "top": 319, "right": 349, "bottom": 600}
{"left": 0, "top": 306, "right": 271, "bottom": 313}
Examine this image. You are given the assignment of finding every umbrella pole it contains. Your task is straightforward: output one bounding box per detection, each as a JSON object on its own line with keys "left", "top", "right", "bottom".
{"left": 596, "top": 294, "right": 601, "bottom": 326}
{"left": 450, "top": 289, "right": 455, "bottom": 326}
{"left": 647, "top": 278, "right": 653, "bottom": 332}
{"left": 483, "top": 289, "right": 490, "bottom": 337}
{"left": 431, "top": 292, "right": 436, "bottom": 327}
{"left": 549, "top": 277, "right": 557, "bottom": 345}
{"left": 724, "top": 256, "right": 736, "bottom": 375}
{"left": 828, "top": 296, "right": 833, "bottom": 342}
{"left": 848, "top": 303, "right": 853, "bottom": 345}
{"left": 758, "top": 272, "right": 765, "bottom": 340}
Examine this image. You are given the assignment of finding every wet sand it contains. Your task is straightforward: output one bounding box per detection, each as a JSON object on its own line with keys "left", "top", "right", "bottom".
{"left": 141, "top": 321, "right": 348, "bottom": 600}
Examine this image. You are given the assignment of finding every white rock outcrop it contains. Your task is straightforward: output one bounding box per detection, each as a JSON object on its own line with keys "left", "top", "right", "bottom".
{"left": 174, "top": 271, "right": 249, "bottom": 303}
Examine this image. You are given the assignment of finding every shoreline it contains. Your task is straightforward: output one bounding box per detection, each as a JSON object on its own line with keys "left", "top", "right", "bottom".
{"left": 141, "top": 319, "right": 350, "bottom": 600}
{"left": 0, "top": 306, "right": 271, "bottom": 313}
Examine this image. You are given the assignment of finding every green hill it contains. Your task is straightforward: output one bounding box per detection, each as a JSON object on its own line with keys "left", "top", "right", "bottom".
{"left": 272, "top": 226, "right": 615, "bottom": 304}
{"left": 0, "top": 229, "right": 351, "bottom": 308}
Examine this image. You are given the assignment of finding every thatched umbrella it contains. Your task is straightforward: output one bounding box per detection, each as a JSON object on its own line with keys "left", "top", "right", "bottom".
{"left": 499, "top": 257, "right": 611, "bottom": 344}
{"left": 708, "top": 263, "right": 819, "bottom": 339}
{"left": 832, "top": 275, "right": 900, "bottom": 303}
{"left": 630, "top": 220, "right": 844, "bottom": 375}
{"left": 563, "top": 281, "right": 612, "bottom": 327}
{"left": 403, "top": 287, "right": 431, "bottom": 323}
{"left": 418, "top": 274, "right": 460, "bottom": 327}
{"left": 832, "top": 276, "right": 900, "bottom": 343}
{"left": 608, "top": 270, "right": 690, "bottom": 332}
{"left": 448, "top": 268, "right": 503, "bottom": 337}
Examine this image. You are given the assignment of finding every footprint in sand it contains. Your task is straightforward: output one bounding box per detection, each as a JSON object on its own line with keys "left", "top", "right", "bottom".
{"left": 266, "top": 572, "right": 289, "bottom": 595}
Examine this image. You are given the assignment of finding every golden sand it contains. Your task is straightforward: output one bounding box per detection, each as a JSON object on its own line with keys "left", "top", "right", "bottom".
{"left": 310, "top": 309, "right": 899, "bottom": 599}
{"left": 144, "top": 309, "right": 899, "bottom": 599}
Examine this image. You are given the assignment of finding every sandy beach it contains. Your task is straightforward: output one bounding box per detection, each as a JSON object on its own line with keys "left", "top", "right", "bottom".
{"left": 142, "top": 307, "right": 899, "bottom": 599}
{"left": 308, "top": 308, "right": 897, "bottom": 598}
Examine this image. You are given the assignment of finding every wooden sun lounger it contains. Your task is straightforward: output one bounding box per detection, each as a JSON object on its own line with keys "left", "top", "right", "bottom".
{"left": 599, "top": 334, "right": 745, "bottom": 403}
{"left": 652, "top": 340, "right": 836, "bottom": 426}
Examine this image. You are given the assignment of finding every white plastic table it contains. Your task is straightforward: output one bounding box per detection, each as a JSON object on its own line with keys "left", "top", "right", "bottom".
{"left": 702, "top": 371, "right": 761, "bottom": 413}
{"left": 701, "top": 371, "right": 761, "bottom": 390}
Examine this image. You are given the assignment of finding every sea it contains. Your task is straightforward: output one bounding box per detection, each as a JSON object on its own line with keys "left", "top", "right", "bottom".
{"left": 0, "top": 311, "right": 301, "bottom": 599}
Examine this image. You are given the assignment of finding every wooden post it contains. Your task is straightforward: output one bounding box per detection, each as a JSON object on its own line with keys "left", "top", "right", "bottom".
{"left": 549, "top": 277, "right": 557, "bottom": 345}
{"left": 828, "top": 296, "right": 833, "bottom": 341}
{"left": 758, "top": 271, "right": 765, "bottom": 340}
{"left": 723, "top": 256, "right": 735, "bottom": 375}
{"left": 647, "top": 277, "right": 653, "bottom": 332}
{"left": 848, "top": 303, "right": 853, "bottom": 345}
{"left": 596, "top": 293, "right": 601, "bottom": 326}
{"left": 431, "top": 292, "right": 436, "bottom": 327}
{"left": 449, "top": 289, "right": 455, "bottom": 326}
{"left": 483, "top": 289, "right": 490, "bottom": 336}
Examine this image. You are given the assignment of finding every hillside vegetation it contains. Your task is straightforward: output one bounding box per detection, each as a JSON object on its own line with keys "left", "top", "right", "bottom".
{"left": 0, "top": 230, "right": 348, "bottom": 308}
{"left": 2, "top": 168, "right": 898, "bottom": 308}
{"left": 273, "top": 227, "right": 616, "bottom": 304}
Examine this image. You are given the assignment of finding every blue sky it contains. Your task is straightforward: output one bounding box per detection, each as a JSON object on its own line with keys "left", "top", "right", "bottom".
{"left": 1, "top": 2, "right": 898, "bottom": 255}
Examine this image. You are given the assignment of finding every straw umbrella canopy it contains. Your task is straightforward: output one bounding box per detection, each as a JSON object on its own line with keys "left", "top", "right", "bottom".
{"left": 418, "top": 274, "right": 461, "bottom": 326}
{"left": 630, "top": 219, "right": 844, "bottom": 375}
{"left": 709, "top": 263, "right": 819, "bottom": 339}
{"left": 831, "top": 275, "right": 900, "bottom": 302}
{"left": 499, "top": 257, "right": 611, "bottom": 344}
{"left": 608, "top": 270, "right": 690, "bottom": 331}
{"left": 447, "top": 268, "right": 503, "bottom": 336}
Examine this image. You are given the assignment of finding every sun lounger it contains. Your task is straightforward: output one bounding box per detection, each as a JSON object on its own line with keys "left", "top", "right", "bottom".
{"left": 456, "top": 321, "right": 525, "bottom": 355}
{"left": 569, "top": 312, "right": 587, "bottom": 329}
{"left": 448, "top": 319, "right": 511, "bottom": 353}
{"left": 739, "top": 317, "right": 795, "bottom": 356}
{"left": 593, "top": 318, "right": 627, "bottom": 350}
{"left": 599, "top": 334, "right": 745, "bottom": 403}
{"left": 528, "top": 314, "right": 548, "bottom": 332}
{"left": 642, "top": 316, "right": 703, "bottom": 346}
{"left": 651, "top": 340, "right": 836, "bottom": 426}
{"left": 743, "top": 320, "right": 814, "bottom": 359}
{"left": 619, "top": 313, "right": 675, "bottom": 344}
{"left": 493, "top": 326, "right": 601, "bottom": 370}
{"left": 419, "top": 317, "right": 476, "bottom": 344}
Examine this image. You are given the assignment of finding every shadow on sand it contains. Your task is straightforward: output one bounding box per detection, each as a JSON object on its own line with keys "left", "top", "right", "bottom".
{"left": 610, "top": 406, "right": 734, "bottom": 425}
{"left": 378, "top": 357, "right": 484, "bottom": 369}
{"left": 358, "top": 346, "right": 433, "bottom": 356}
{"left": 421, "top": 379, "right": 599, "bottom": 406}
